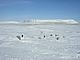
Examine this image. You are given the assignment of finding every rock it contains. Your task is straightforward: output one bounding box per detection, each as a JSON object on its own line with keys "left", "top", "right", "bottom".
{"left": 50, "top": 34, "right": 53, "bottom": 36}
{"left": 38, "top": 37, "right": 41, "bottom": 39}
{"left": 55, "top": 34, "right": 58, "bottom": 37}
{"left": 16, "top": 36, "right": 21, "bottom": 40}
{"left": 44, "top": 35, "right": 45, "bottom": 38}
{"left": 56, "top": 37, "right": 59, "bottom": 40}
{"left": 22, "top": 35, "right": 23, "bottom": 37}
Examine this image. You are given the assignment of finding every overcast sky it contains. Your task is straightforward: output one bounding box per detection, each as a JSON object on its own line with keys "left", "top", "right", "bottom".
{"left": 0, "top": 0, "right": 80, "bottom": 21}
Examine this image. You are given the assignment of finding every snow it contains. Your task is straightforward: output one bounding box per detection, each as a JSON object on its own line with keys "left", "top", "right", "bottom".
{"left": 0, "top": 19, "right": 79, "bottom": 24}
{"left": 0, "top": 21, "right": 19, "bottom": 24}
{"left": 0, "top": 23, "right": 80, "bottom": 60}
{"left": 31, "top": 19, "right": 79, "bottom": 24}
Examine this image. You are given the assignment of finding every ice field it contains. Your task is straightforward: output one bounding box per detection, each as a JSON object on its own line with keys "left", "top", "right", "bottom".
{"left": 0, "top": 23, "right": 80, "bottom": 60}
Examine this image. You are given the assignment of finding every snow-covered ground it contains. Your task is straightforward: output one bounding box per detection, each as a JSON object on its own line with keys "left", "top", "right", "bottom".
{"left": 0, "top": 23, "right": 80, "bottom": 60}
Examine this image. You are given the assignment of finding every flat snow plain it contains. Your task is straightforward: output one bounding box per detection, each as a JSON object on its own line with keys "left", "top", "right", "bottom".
{"left": 0, "top": 24, "right": 80, "bottom": 60}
